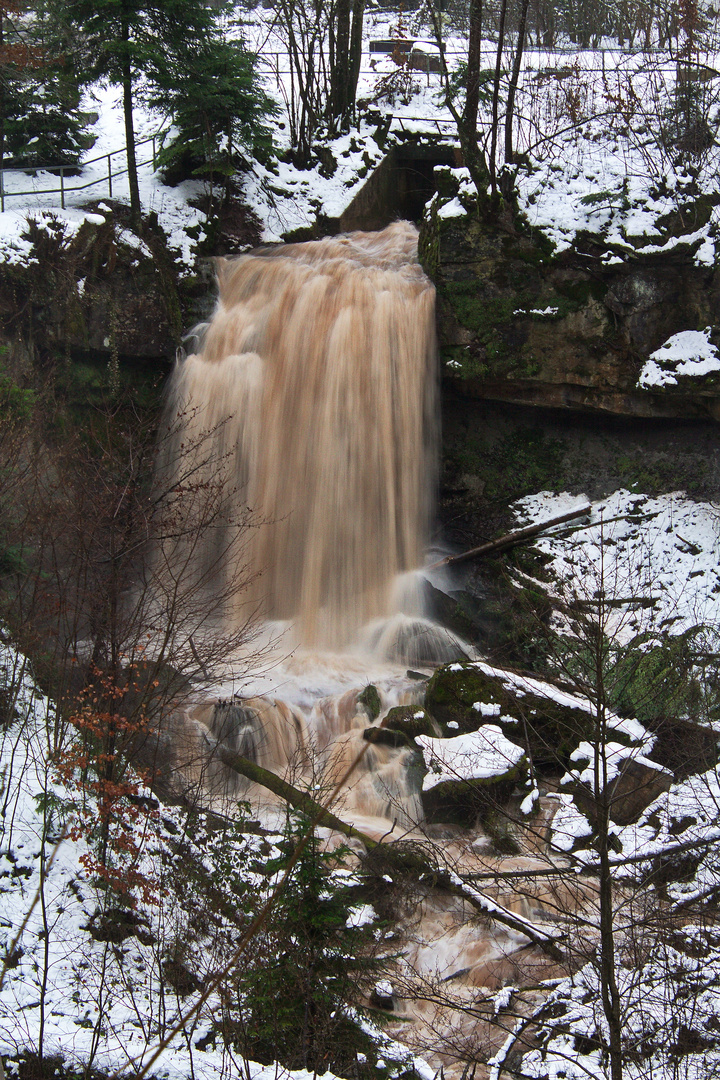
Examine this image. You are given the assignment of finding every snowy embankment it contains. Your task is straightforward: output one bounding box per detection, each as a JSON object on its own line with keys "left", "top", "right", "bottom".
{"left": 0, "top": 643, "right": 231, "bottom": 1079}
{"left": 510, "top": 489, "right": 720, "bottom": 876}
{"left": 514, "top": 489, "right": 720, "bottom": 641}
{"left": 0, "top": 639, "right": 425, "bottom": 1080}
{"left": 1, "top": 8, "right": 718, "bottom": 273}
{"left": 481, "top": 490, "right": 720, "bottom": 1080}
{"left": 0, "top": 82, "right": 209, "bottom": 269}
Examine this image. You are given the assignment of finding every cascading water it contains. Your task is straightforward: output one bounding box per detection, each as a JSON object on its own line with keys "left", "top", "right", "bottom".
{"left": 162, "top": 223, "right": 572, "bottom": 1074}
{"left": 162, "top": 221, "right": 473, "bottom": 826}
{"left": 161, "top": 221, "right": 438, "bottom": 650}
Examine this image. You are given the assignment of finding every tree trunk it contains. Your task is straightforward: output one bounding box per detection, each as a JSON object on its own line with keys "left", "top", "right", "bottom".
{"left": 120, "top": 3, "right": 140, "bottom": 225}
{"left": 329, "top": 0, "right": 350, "bottom": 125}
{"left": 430, "top": 0, "right": 490, "bottom": 211}
{"left": 504, "top": 0, "right": 530, "bottom": 164}
{"left": 597, "top": 732, "right": 625, "bottom": 1080}
{"left": 347, "top": 0, "right": 366, "bottom": 125}
{"left": 328, "top": 0, "right": 365, "bottom": 131}
{"left": 278, "top": 0, "right": 318, "bottom": 166}
{"left": 0, "top": 7, "right": 5, "bottom": 209}
{"left": 463, "top": 0, "right": 483, "bottom": 134}
{"left": 427, "top": 504, "right": 591, "bottom": 569}
{"left": 489, "top": 0, "right": 508, "bottom": 203}
{"left": 592, "top": 589, "right": 625, "bottom": 1080}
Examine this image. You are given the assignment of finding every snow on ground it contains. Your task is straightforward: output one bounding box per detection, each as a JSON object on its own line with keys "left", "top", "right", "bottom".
{"left": 513, "top": 489, "right": 720, "bottom": 642}
{"left": 0, "top": 82, "right": 209, "bottom": 268}
{"left": 0, "top": 9, "right": 460, "bottom": 256}
{"left": 615, "top": 762, "right": 720, "bottom": 904}
{"left": 1, "top": 7, "right": 717, "bottom": 267}
{"left": 0, "top": 636, "right": 430, "bottom": 1080}
{"left": 512, "top": 488, "right": 720, "bottom": 876}
{"left": 547, "top": 792, "right": 594, "bottom": 851}
{"left": 517, "top": 939, "right": 720, "bottom": 1080}
{"left": 0, "top": 642, "right": 234, "bottom": 1079}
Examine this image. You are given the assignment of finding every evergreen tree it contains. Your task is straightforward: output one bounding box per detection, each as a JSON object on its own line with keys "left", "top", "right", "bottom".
{"left": 1, "top": 2, "right": 88, "bottom": 174}
{"left": 150, "top": 30, "right": 275, "bottom": 202}
{"left": 1, "top": 2, "right": 25, "bottom": 177}
{"left": 51, "top": 0, "right": 221, "bottom": 225}
{"left": 233, "top": 811, "right": 389, "bottom": 1076}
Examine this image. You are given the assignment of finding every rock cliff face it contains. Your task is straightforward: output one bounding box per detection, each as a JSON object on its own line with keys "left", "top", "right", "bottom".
{"left": 420, "top": 196, "right": 720, "bottom": 420}
{"left": 0, "top": 214, "right": 186, "bottom": 362}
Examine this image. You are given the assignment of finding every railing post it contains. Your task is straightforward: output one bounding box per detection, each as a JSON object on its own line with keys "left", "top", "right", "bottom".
{"left": 152, "top": 136, "right": 156, "bottom": 169}
{"left": 60, "top": 167, "right": 65, "bottom": 209}
{"left": 0, "top": 169, "right": 4, "bottom": 214}
{"left": 108, "top": 153, "right": 112, "bottom": 198}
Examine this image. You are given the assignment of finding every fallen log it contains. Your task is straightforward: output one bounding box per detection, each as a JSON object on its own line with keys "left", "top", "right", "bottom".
{"left": 215, "top": 744, "right": 379, "bottom": 850}
{"left": 428, "top": 504, "right": 592, "bottom": 570}
{"left": 216, "top": 747, "right": 567, "bottom": 964}
{"left": 566, "top": 596, "right": 660, "bottom": 611}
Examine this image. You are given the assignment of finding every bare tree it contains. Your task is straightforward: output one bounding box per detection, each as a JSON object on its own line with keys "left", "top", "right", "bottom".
{"left": 0, "top": 375, "right": 268, "bottom": 814}
{"left": 274, "top": 0, "right": 367, "bottom": 165}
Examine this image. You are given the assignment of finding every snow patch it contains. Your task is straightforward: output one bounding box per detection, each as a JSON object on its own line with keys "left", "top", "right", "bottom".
{"left": 417, "top": 727, "right": 525, "bottom": 790}
{"left": 638, "top": 328, "right": 720, "bottom": 388}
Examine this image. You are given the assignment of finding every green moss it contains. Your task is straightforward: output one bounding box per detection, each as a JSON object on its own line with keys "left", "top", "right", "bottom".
{"left": 383, "top": 705, "right": 438, "bottom": 739}
{"left": 610, "top": 628, "right": 710, "bottom": 726}
{"left": 433, "top": 167, "right": 461, "bottom": 201}
{"left": 483, "top": 810, "right": 523, "bottom": 854}
{"left": 457, "top": 284, "right": 511, "bottom": 334}
{"left": 614, "top": 451, "right": 709, "bottom": 498}
{"left": 424, "top": 663, "right": 503, "bottom": 733}
{"left": 554, "top": 276, "right": 606, "bottom": 306}
{"left": 421, "top": 765, "right": 525, "bottom": 827}
{"left": 439, "top": 275, "right": 589, "bottom": 379}
{"left": 424, "top": 661, "right": 601, "bottom": 768}
{"left": 438, "top": 284, "right": 519, "bottom": 372}
{"left": 51, "top": 353, "right": 167, "bottom": 413}
{"left": 358, "top": 684, "right": 381, "bottom": 721}
{"left": 517, "top": 224, "right": 557, "bottom": 262}
{"left": 418, "top": 200, "right": 440, "bottom": 278}
{"left": 654, "top": 192, "right": 720, "bottom": 239}
{"left": 469, "top": 427, "right": 570, "bottom": 506}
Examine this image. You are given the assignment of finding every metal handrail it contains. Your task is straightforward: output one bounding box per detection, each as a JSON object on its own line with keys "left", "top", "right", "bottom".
{"left": 0, "top": 129, "right": 167, "bottom": 213}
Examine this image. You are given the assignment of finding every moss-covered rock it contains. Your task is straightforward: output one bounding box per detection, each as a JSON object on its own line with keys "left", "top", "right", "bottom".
{"left": 424, "top": 661, "right": 638, "bottom": 771}
{"left": 420, "top": 771, "right": 522, "bottom": 827}
{"left": 362, "top": 724, "right": 412, "bottom": 749}
{"left": 418, "top": 725, "right": 527, "bottom": 827}
{"left": 357, "top": 684, "right": 381, "bottom": 721}
{"left": 0, "top": 209, "right": 186, "bottom": 365}
{"left": 420, "top": 196, "right": 720, "bottom": 421}
{"left": 383, "top": 704, "right": 438, "bottom": 740}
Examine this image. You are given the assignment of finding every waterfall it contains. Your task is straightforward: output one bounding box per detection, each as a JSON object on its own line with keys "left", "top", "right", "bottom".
{"left": 159, "top": 221, "right": 438, "bottom": 649}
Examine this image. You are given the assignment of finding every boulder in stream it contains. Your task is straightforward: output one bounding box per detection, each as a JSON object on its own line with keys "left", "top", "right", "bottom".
{"left": 416, "top": 725, "right": 526, "bottom": 826}
{"left": 383, "top": 704, "right": 438, "bottom": 740}
{"left": 424, "top": 660, "right": 648, "bottom": 771}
